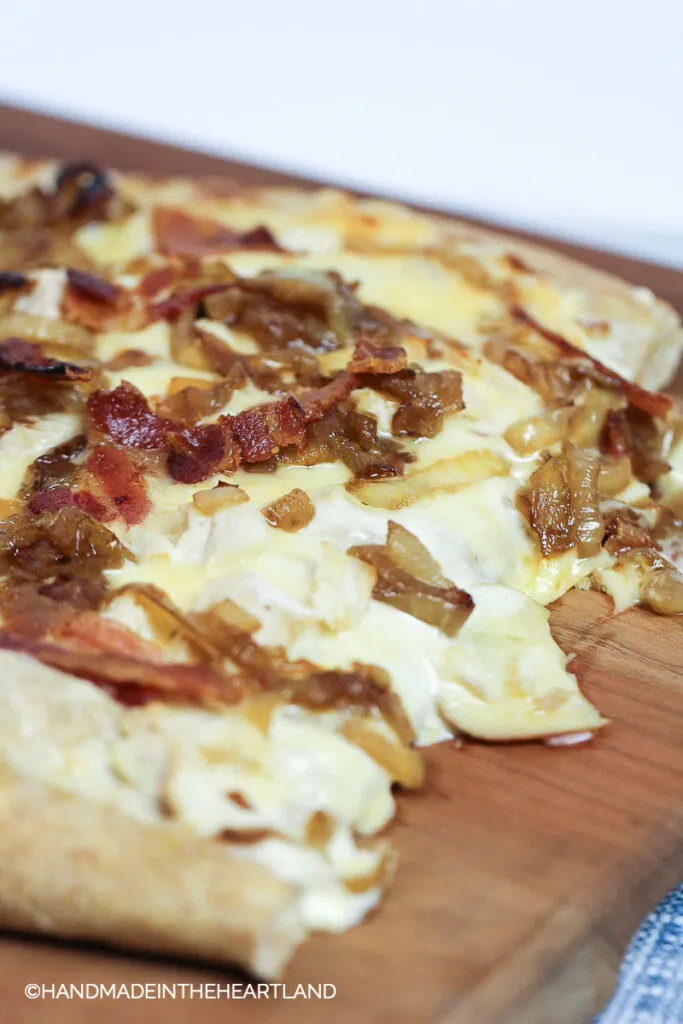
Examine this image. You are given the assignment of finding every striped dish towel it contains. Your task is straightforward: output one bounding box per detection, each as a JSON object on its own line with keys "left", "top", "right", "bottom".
{"left": 596, "top": 886, "right": 683, "bottom": 1023}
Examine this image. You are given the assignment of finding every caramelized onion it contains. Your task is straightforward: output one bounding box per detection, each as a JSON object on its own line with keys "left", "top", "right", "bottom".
{"left": 504, "top": 407, "right": 572, "bottom": 456}
{"left": 261, "top": 488, "right": 315, "bottom": 531}
{"left": 600, "top": 407, "right": 669, "bottom": 485}
{"left": 567, "top": 385, "right": 621, "bottom": 448}
{"left": 192, "top": 482, "right": 249, "bottom": 516}
{"left": 641, "top": 570, "right": 683, "bottom": 615}
{"left": 384, "top": 521, "right": 450, "bottom": 587}
{"left": 159, "top": 378, "right": 232, "bottom": 424}
{"left": 602, "top": 508, "right": 654, "bottom": 556}
{"left": 203, "top": 270, "right": 363, "bottom": 351}
{"left": 0, "top": 506, "right": 130, "bottom": 580}
{"left": 348, "top": 450, "right": 507, "bottom": 509}
{"left": 597, "top": 455, "right": 632, "bottom": 497}
{"left": 564, "top": 442, "right": 603, "bottom": 557}
{"left": 0, "top": 338, "right": 91, "bottom": 381}
{"left": 517, "top": 457, "right": 572, "bottom": 557}
{"left": 341, "top": 719, "right": 424, "bottom": 788}
{"left": 0, "top": 312, "right": 94, "bottom": 355}
{"left": 363, "top": 368, "right": 464, "bottom": 439}
{"left": 350, "top": 523, "right": 473, "bottom": 637}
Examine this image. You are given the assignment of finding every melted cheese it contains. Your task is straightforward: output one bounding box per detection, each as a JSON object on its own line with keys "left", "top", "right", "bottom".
{"left": 0, "top": 412, "right": 81, "bottom": 500}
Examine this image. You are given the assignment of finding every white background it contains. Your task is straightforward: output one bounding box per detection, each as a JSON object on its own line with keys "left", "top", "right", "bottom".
{"left": 1, "top": 0, "right": 682, "bottom": 266}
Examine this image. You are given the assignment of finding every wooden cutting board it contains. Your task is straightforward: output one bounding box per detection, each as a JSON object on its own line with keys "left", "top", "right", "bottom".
{"left": 1, "top": 104, "right": 683, "bottom": 1024}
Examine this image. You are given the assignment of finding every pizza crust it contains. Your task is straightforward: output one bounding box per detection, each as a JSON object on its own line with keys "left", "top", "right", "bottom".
{"left": 0, "top": 766, "right": 305, "bottom": 978}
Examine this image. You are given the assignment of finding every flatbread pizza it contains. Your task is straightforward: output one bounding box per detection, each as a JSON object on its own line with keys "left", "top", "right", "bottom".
{"left": 0, "top": 153, "right": 682, "bottom": 976}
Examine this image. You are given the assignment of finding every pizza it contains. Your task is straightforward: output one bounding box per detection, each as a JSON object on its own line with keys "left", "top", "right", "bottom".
{"left": 0, "top": 152, "right": 682, "bottom": 977}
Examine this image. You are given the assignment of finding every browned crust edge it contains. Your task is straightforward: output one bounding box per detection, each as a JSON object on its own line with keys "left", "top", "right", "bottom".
{"left": 0, "top": 768, "right": 305, "bottom": 978}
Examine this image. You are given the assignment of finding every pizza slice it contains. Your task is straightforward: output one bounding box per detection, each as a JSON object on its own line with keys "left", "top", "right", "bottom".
{"left": 0, "top": 155, "right": 681, "bottom": 975}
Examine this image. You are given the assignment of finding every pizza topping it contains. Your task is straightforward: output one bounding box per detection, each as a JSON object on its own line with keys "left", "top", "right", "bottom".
{"left": 0, "top": 338, "right": 91, "bottom": 380}
{"left": 350, "top": 521, "right": 474, "bottom": 637}
{"left": 504, "top": 407, "right": 573, "bottom": 456}
{"left": 22, "top": 435, "right": 87, "bottom": 496}
{"left": 0, "top": 161, "right": 128, "bottom": 231}
{"left": 261, "top": 488, "right": 315, "bottom": 531}
{"left": 192, "top": 606, "right": 414, "bottom": 741}
{"left": 510, "top": 307, "right": 672, "bottom": 418}
{"left": 517, "top": 443, "right": 603, "bottom": 557}
{"left": 363, "top": 368, "right": 465, "bottom": 438}
{"left": 271, "top": 406, "right": 414, "bottom": 481}
{"left": 348, "top": 337, "right": 408, "bottom": 374}
{"left": 27, "top": 487, "right": 78, "bottom": 515}
{"left": 0, "top": 505, "right": 130, "bottom": 581}
{"left": 229, "top": 396, "right": 307, "bottom": 462}
{"left": 203, "top": 270, "right": 363, "bottom": 351}
{"left": 0, "top": 310, "right": 95, "bottom": 355}
{"left": 106, "top": 348, "right": 155, "bottom": 371}
{"left": 65, "top": 268, "right": 120, "bottom": 306}
{"left": 158, "top": 378, "right": 234, "bottom": 424}
{"left": 600, "top": 407, "right": 669, "bottom": 484}
{"left": 348, "top": 449, "right": 507, "bottom": 509}
{"left": 87, "top": 382, "right": 171, "bottom": 449}
{"left": 167, "top": 424, "right": 236, "bottom": 484}
{"left": 192, "top": 482, "right": 249, "bottom": 516}
{"left": 153, "top": 207, "right": 285, "bottom": 257}
{"left": 640, "top": 566, "right": 683, "bottom": 615}
{"left": 297, "top": 372, "right": 359, "bottom": 421}
{"left": 602, "top": 508, "right": 654, "bottom": 556}
{"left": 0, "top": 630, "right": 239, "bottom": 706}
{"left": 86, "top": 444, "right": 151, "bottom": 526}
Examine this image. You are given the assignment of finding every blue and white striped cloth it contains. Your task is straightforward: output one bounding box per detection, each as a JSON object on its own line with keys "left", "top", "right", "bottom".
{"left": 596, "top": 887, "right": 683, "bottom": 1023}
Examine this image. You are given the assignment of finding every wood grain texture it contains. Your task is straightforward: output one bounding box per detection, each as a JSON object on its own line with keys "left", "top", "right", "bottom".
{"left": 1, "top": 104, "right": 682, "bottom": 1024}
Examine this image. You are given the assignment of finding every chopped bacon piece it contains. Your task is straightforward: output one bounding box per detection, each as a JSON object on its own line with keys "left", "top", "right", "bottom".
{"left": 153, "top": 207, "right": 285, "bottom": 258}
{"left": 229, "top": 397, "right": 307, "bottom": 462}
{"left": 27, "top": 487, "right": 77, "bottom": 515}
{"left": 152, "top": 282, "right": 232, "bottom": 321}
{"left": 66, "top": 268, "right": 119, "bottom": 305}
{"left": 297, "top": 372, "right": 359, "bottom": 421}
{"left": 87, "top": 382, "right": 170, "bottom": 449}
{"left": 55, "top": 611, "right": 168, "bottom": 661}
{"left": 0, "top": 338, "right": 91, "bottom": 380}
{"left": 167, "top": 424, "right": 237, "bottom": 484}
{"left": 0, "top": 630, "right": 240, "bottom": 708}
{"left": 139, "top": 264, "right": 177, "bottom": 299}
{"left": 348, "top": 338, "right": 407, "bottom": 374}
{"left": 600, "top": 409, "right": 630, "bottom": 457}
{"left": 87, "top": 444, "right": 151, "bottom": 526}
{"left": 74, "top": 490, "right": 113, "bottom": 522}
{"left": 511, "top": 307, "right": 672, "bottom": 418}
{"left": 63, "top": 269, "right": 131, "bottom": 331}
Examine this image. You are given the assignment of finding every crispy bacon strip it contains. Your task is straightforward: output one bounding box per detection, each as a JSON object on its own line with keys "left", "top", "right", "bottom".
{"left": 512, "top": 307, "right": 672, "bottom": 418}
{"left": 153, "top": 208, "right": 285, "bottom": 258}
{"left": 152, "top": 282, "right": 232, "bottom": 321}
{"left": 63, "top": 269, "right": 129, "bottom": 331}
{"left": 167, "top": 424, "right": 238, "bottom": 484}
{"left": 87, "top": 382, "right": 171, "bottom": 449}
{"left": 0, "top": 338, "right": 91, "bottom": 380}
{"left": 297, "top": 372, "right": 359, "bottom": 421}
{"left": 0, "top": 630, "right": 240, "bottom": 707}
{"left": 348, "top": 338, "right": 407, "bottom": 374}
{"left": 27, "top": 487, "right": 77, "bottom": 515}
{"left": 229, "top": 397, "right": 307, "bottom": 462}
{"left": 87, "top": 444, "right": 151, "bottom": 526}
{"left": 66, "top": 268, "right": 120, "bottom": 306}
